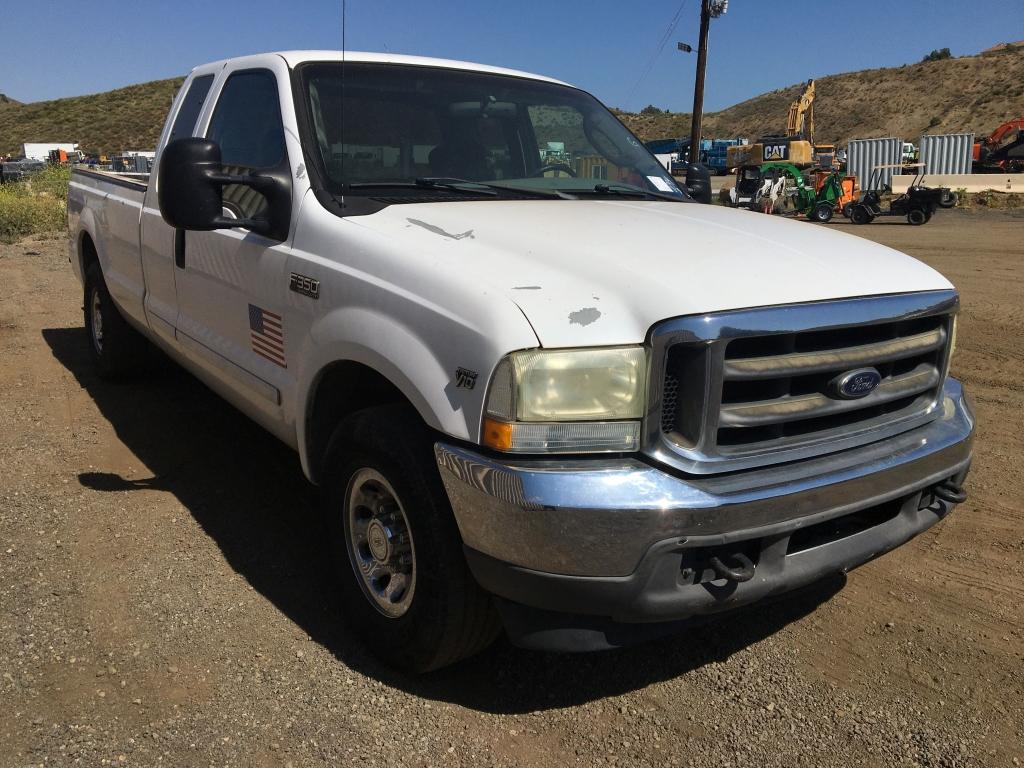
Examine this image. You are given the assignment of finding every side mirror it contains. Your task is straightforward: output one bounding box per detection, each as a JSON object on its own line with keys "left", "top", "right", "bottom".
{"left": 157, "top": 138, "right": 290, "bottom": 241}
{"left": 685, "top": 163, "right": 712, "bottom": 204}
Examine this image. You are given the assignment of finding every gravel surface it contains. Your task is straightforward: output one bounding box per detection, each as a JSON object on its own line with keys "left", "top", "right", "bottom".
{"left": 1, "top": 210, "right": 1022, "bottom": 766}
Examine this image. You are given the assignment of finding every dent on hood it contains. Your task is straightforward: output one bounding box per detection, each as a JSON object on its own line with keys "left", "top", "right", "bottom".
{"left": 568, "top": 307, "right": 602, "bottom": 326}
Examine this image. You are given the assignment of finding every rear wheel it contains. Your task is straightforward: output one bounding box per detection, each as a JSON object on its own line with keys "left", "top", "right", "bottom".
{"left": 841, "top": 202, "right": 855, "bottom": 218}
{"left": 810, "top": 202, "right": 834, "bottom": 222}
{"left": 83, "top": 262, "right": 149, "bottom": 379}
{"left": 850, "top": 205, "right": 872, "bottom": 225}
{"left": 938, "top": 190, "right": 958, "bottom": 208}
{"left": 323, "top": 405, "right": 500, "bottom": 673}
{"left": 907, "top": 209, "right": 927, "bottom": 225}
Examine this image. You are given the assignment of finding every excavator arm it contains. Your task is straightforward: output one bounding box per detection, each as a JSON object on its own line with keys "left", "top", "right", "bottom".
{"left": 786, "top": 80, "right": 815, "bottom": 145}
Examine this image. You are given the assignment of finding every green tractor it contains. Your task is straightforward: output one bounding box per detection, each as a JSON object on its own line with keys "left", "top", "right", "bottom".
{"left": 759, "top": 161, "right": 843, "bottom": 222}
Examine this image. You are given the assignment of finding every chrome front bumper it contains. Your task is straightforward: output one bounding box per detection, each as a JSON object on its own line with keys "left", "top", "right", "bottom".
{"left": 435, "top": 379, "right": 974, "bottom": 580}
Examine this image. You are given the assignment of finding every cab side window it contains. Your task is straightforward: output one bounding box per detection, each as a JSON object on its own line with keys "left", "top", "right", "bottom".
{"left": 168, "top": 74, "right": 214, "bottom": 144}
{"left": 206, "top": 70, "right": 286, "bottom": 219}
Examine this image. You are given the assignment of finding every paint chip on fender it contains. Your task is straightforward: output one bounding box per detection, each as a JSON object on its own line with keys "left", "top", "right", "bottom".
{"left": 568, "top": 307, "right": 601, "bottom": 326}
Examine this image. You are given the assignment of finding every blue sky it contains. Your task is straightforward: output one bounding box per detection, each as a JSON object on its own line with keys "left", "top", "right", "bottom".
{"left": 2, "top": 0, "right": 1022, "bottom": 110}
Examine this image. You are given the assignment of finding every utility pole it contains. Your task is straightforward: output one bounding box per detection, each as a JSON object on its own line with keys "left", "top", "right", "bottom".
{"left": 685, "top": 0, "right": 727, "bottom": 197}
{"left": 687, "top": 1, "right": 713, "bottom": 161}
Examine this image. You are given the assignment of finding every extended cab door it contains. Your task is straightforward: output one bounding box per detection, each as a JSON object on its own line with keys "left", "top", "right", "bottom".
{"left": 140, "top": 70, "right": 216, "bottom": 342}
{"left": 171, "top": 62, "right": 298, "bottom": 432}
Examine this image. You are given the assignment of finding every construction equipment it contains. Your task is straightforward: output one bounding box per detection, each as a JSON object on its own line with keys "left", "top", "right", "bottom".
{"left": 786, "top": 79, "right": 815, "bottom": 144}
{"left": 813, "top": 143, "right": 837, "bottom": 169}
{"left": 727, "top": 80, "right": 816, "bottom": 169}
{"left": 972, "top": 117, "right": 1024, "bottom": 172}
{"left": 847, "top": 164, "right": 946, "bottom": 225}
{"left": 728, "top": 162, "right": 849, "bottom": 222}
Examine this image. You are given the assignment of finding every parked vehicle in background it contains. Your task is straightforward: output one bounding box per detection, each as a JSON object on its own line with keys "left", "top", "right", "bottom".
{"left": 0, "top": 157, "right": 46, "bottom": 182}
{"left": 972, "top": 117, "right": 1024, "bottom": 172}
{"left": 22, "top": 142, "right": 79, "bottom": 162}
{"left": 848, "top": 164, "right": 949, "bottom": 225}
{"left": 68, "top": 51, "right": 973, "bottom": 672}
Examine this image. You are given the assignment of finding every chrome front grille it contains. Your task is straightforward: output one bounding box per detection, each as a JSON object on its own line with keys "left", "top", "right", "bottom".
{"left": 645, "top": 291, "right": 958, "bottom": 475}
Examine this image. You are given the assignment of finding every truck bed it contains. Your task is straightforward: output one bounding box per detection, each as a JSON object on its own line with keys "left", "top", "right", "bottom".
{"left": 69, "top": 168, "right": 151, "bottom": 330}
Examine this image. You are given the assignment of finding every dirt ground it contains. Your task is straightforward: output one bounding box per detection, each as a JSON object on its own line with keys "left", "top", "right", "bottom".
{"left": 1, "top": 208, "right": 1022, "bottom": 767}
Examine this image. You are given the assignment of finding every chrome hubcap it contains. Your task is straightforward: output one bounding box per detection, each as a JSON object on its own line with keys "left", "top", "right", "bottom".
{"left": 344, "top": 468, "right": 416, "bottom": 618}
{"left": 90, "top": 289, "right": 104, "bottom": 354}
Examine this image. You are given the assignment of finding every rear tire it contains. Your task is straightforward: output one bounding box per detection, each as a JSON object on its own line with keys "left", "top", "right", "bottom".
{"left": 83, "top": 262, "right": 149, "bottom": 379}
{"left": 810, "top": 202, "right": 834, "bottom": 222}
{"left": 938, "top": 190, "right": 958, "bottom": 208}
{"left": 850, "top": 205, "right": 871, "bottom": 225}
{"left": 322, "top": 404, "right": 500, "bottom": 673}
{"left": 841, "top": 202, "right": 855, "bottom": 218}
{"left": 907, "top": 209, "right": 927, "bottom": 225}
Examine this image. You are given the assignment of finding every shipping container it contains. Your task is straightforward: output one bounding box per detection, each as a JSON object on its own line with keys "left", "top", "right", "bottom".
{"left": 847, "top": 138, "right": 903, "bottom": 191}
{"left": 919, "top": 133, "right": 974, "bottom": 175}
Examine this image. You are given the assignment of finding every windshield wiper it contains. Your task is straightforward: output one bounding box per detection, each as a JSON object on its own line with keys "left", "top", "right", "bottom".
{"left": 346, "top": 177, "right": 576, "bottom": 199}
{"left": 590, "top": 183, "right": 686, "bottom": 202}
{"left": 347, "top": 178, "right": 497, "bottom": 196}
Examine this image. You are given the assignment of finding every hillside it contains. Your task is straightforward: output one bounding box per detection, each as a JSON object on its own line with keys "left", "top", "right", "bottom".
{"left": 1, "top": 45, "right": 1022, "bottom": 156}
{"left": 0, "top": 78, "right": 184, "bottom": 156}
{"left": 620, "top": 46, "right": 1024, "bottom": 145}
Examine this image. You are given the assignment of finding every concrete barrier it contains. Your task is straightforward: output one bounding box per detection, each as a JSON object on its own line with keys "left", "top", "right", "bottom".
{"left": 889, "top": 173, "right": 1021, "bottom": 194}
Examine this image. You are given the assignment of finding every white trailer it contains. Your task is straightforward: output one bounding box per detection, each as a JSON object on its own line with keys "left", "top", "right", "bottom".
{"left": 22, "top": 142, "right": 79, "bottom": 161}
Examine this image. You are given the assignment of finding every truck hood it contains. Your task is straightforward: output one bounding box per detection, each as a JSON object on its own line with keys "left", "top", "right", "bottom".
{"left": 355, "top": 199, "right": 953, "bottom": 348}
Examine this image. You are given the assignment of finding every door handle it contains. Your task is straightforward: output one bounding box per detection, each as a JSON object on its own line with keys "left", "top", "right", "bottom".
{"left": 174, "top": 228, "right": 186, "bottom": 269}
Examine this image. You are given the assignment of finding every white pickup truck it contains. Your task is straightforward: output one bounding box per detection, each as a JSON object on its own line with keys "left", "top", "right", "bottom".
{"left": 68, "top": 51, "right": 973, "bottom": 672}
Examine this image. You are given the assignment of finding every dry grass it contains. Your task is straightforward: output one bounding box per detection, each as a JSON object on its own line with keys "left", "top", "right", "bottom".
{"left": 0, "top": 78, "right": 184, "bottom": 156}
{"left": 619, "top": 47, "right": 1024, "bottom": 145}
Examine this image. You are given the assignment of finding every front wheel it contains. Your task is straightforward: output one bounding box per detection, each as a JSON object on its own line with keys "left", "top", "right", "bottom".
{"left": 850, "top": 205, "right": 872, "bottom": 225}
{"left": 323, "top": 405, "right": 500, "bottom": 673}
{"left": 810, "top": 202, "right": 834, "bottom": 222}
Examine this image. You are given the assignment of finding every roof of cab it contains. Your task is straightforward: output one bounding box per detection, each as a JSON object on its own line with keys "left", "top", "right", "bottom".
{"left": 193, "top": 50, "right": 571, "bottom": 87}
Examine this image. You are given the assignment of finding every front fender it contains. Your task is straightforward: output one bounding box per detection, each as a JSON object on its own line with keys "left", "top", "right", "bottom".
{"left": 294, "top": 305, "right": 509, "bottom": 481}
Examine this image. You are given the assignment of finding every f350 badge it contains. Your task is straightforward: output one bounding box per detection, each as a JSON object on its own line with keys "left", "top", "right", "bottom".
{"left": 289, "top": 273, "right": 320, "bottom": 299}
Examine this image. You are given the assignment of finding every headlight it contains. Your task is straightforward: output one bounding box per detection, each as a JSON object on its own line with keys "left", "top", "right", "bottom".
{"left": 482, "top": 346, "right": 647, "bottom": 453}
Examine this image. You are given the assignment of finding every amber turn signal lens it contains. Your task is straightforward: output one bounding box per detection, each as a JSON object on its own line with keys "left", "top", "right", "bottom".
{"left": 482, "top": 418, "right": 513, "bottom": 451}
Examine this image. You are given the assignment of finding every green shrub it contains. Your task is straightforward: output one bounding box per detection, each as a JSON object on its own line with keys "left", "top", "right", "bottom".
{"left": 922, "top": 48, "right": 952, "bottom": 62}
{"left": 0, "top": 165, "right": 70, "bottom": 243}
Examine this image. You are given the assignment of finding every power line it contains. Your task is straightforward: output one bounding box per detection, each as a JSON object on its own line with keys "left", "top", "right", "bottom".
{"left": 624, "top": 0, "right": 689, "bottom": 110}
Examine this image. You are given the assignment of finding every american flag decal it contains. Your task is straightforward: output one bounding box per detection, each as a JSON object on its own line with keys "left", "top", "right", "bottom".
{"left": 248, "top": 304, "right": 286, "bottom": 367}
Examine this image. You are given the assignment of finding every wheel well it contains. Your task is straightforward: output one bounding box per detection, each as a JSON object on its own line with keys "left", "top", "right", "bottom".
{"left": 80, "top": 232, "right": 98, "bottom": 276}
{"left": 307, "top": 361, "right": 410, "bottom": 483}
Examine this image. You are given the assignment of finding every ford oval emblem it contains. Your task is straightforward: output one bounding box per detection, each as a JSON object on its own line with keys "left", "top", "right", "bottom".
{"left": 830, "top": 367, "right": 882, "bottom": 400}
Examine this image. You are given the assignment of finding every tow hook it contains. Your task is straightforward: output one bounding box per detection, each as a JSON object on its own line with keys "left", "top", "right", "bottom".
{"left": 933, "top": 481, "right": 968, "bottom": 505}
{"left": 708, "top": 552, "right": 756, "bottom": 583}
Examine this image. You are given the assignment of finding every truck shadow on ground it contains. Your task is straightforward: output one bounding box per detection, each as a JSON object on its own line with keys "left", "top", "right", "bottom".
{"left": 44, "top": 326, "right": 844, "bottom": 714}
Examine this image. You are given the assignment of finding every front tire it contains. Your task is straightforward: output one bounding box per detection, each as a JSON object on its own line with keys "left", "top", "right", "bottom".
{"left": 83, "top": 262, "right": 149, "bottom": 379}
{"left": 850, "top": 205, "right": 872, "bottom": 225}
{"left": 810, "top": 202, "right": 834, "bottom": 222}
{"left": 322, "top": 405, "right": 500, "bottom": 672}
{"left": 938, "top": 190, "right": 958, "bottom": 208}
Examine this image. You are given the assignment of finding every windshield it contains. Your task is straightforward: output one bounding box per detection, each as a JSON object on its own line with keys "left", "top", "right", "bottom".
{"left": 297, "top": 62, "right": 685, "bottom": 204}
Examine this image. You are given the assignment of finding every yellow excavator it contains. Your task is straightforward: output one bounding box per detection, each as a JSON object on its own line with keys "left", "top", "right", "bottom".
{"left": 728, "top": 80, "right": 816, "bottom": 169}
